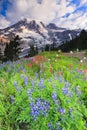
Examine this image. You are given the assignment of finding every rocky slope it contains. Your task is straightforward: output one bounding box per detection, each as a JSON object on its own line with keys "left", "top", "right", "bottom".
{"left": 0, "top": 18, "right": 80, "bottom": 57}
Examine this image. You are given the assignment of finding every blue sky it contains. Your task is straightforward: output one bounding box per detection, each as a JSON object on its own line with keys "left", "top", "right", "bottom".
{"left": 0, "top": 0, "right": 11, "bottom": 16}
{"left": 0, "top": 0, "right": 87, "bottom": 29}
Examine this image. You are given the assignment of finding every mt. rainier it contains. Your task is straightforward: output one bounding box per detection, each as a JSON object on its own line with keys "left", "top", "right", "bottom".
{"left": 0, "top": 18, "right": 80, "bottom": 57}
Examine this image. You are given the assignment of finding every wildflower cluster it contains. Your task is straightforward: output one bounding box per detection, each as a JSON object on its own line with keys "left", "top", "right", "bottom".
{"left": 24, "top": 76, "right": 28, "bottom": 85}
{"left": 30, "top": 98, "right": 50, "bottom": 120}
{"left": 0, "top": 52, "right": 87, "bottom": 130}
{"left": 38, "top": 78, "right": 45, "bottom": 88}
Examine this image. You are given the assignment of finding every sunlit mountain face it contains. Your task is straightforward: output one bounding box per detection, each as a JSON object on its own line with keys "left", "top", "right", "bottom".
{"left": 0, "top": 18, "right": 80, "bottom": 57}
{"left": 0, "top": 18, "right": 80, "bottom": 44}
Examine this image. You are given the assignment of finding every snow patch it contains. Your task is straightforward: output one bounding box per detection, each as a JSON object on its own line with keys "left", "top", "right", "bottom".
{"left": 68, "top": 33, "right": 72, "bottom": 40}
{"left": 50, "top": 29, "right": 65, "bottom": 32}
{"left": 8, "top": 28, "right": 14, "bottom": 32}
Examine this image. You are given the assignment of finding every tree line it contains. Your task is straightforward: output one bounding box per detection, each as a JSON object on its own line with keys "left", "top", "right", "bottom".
{"left": 0, "top": 35, "right": 39, "bottom": 63}
{"left": 57, "top": 29, "right": 87, "bottom": 52}
{"left": 0, "top": 29, "right": 87, "bottom": 63}
{"left": 0, "top": 35, "right": 54, "bottom": 63}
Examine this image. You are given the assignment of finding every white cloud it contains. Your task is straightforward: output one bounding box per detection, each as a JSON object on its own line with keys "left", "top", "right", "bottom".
{"left": 0, "top": 15, "right": 10, "bottom": 29}
{"left": 0, "top": 0, "right": 87, "bottom": 29}
{"left": 5, "top": 0, "right": 76, "bottom": 24}
{"left": 56, "top": 10, "right": 87, "bottom": 29}
{"left": 80, "top": 0, "right": 87, "bottom": 5}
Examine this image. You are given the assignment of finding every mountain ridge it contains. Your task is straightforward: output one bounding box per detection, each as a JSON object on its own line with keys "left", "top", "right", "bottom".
{"left": 0, "top": 18, "right": 81, "bottom": 57}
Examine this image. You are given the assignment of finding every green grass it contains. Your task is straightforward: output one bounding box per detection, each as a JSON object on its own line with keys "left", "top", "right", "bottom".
{"left": 0, "top": 51, "right": 87, "bottom": 130}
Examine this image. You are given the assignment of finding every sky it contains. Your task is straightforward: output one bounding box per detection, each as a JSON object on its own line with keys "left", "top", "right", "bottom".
{"left": 0, "top": 0, "right": 87, "bottom": 29}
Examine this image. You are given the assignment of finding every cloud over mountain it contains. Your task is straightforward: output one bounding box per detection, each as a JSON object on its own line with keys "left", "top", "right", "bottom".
{"left": 0, "top": 0, "right": 87, "bottom": 29}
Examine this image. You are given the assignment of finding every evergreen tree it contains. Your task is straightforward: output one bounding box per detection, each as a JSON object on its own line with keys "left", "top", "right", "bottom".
{"left": 58, "top": 29, "right": 87, "bottom": 52}
{"left": 4, "top": 35, "right": 21, "bottom": 61}
{"left": 45, "top": 44, "right": 49, "bottom": 51}
{"left": 29, "top": 44, "right": 35, "bottom": 57}
{"left": 35, "top": 45, "right": 38, "bottom": 55}
{"left": 0, "top": 48, "right": 3, "bottom": 62}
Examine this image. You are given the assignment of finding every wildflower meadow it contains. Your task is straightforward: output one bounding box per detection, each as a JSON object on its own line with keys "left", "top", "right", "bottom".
{"left": 0, "top": 51, "right": 87, "bottom": 130}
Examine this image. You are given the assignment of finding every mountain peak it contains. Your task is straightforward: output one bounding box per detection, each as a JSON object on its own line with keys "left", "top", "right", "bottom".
{"left": 0, "top": 19, "right": 80, "bottom": 48}
{"left": 20, "top": 18, "right": 27, "bottom": 22}
{"left": 47, "top": 23, "right": 67, "bottom": 31}
{"left": 47, "top": 23, "right": 58, "bottom": 30}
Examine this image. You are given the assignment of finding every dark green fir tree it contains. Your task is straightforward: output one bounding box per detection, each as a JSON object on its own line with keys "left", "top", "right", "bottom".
{"left": 4, "top": 35, "right": 21, "bottom": 61}
{"left": 0, "top": 48, "right": 3, "bottom": 62}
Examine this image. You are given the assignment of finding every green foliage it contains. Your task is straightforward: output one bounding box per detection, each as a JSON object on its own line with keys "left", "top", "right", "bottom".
{"left": 29, "top": 44, "right": 38, "bottom": 57}
{"left": 45, "top": 44, "right": 49, "bottom": 51}
{"left": 0, "top": 52, "right": 87, "bottom": 130}
{"left": 58, "top": 29, "right": 87, "bottom": 52}
{"left": 0, "top": 48, "right": 3, "bottom": 62}
{"left": 4, "top": 35, "right": 20, "bottom": 61}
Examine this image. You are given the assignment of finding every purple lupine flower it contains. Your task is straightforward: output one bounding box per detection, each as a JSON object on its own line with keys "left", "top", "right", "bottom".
{"left": 64, "top": 82, "right": 70, "bottom": 87}
{"left": 24, "top": 76, "right": 28, "bottom": 85}
{"left": 62, "top": 87, "right": 69, "bottom": 95}
{"left": 38, "top": 78, "right": 45, "bottom": 88}
{"left": 59, "top": 76, "right": 65, "bottom": 83}
{"left": 10, "top": 95, "right": 14, "bottom": 103}
{"left": 54, "top": 76, "right": 58, "bottom": 80}
{"left": 27, "top": 89, "right": 32, "bottom": 95}
{"left": 30, "top": 102, "right": 34, "bottom": 107}
{"left": 85, "top": 123, "right": 87, "bottom": 127}
{"left": 14, "top": 81, "right": 17, "bottom": 87}
{"left": 48, "top": 123, "right": 53, "bottom": 129}
{"left": 27, "top": 89, "right": 32, "bottom": 100}
{"left": 14, "top": 80, "right": 22, "bottom": 93}
{"left": 54, "top": 99, "right": 60, "bottom": 105}
{"left": 48, "top": 123, "right": 52, "bottom": 128}
{"left": 58, "top": 127, "right": 61, "bottom": 130}
{"left": 68, "top": 108, "right": 73, "bottom": 117}
{"left": 20, "top": 66, "right": 24, "bottom": 70}
{"left": 69, "top": 108, "right": 73, "bottom": 113}
{"left": 52, "top": 92, "right": 57, "bottom": 100}
{"left": 30, "top": 98, "right": 50, "bottom": 120}
{"left": 60, "top": 108, "right": 65, "bottom": 115}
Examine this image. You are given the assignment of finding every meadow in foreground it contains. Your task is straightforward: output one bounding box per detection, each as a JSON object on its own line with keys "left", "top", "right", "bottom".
{"left": 0, "top": 51, "right": 87, "bottom": 130}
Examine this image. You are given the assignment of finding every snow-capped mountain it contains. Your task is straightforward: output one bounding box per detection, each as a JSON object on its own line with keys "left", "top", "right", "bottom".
{"left": 0, "top": 19, "right": 52, "bottom": 45}
{"left": 0, "top": 18, "right": 80, "bottom": 57}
